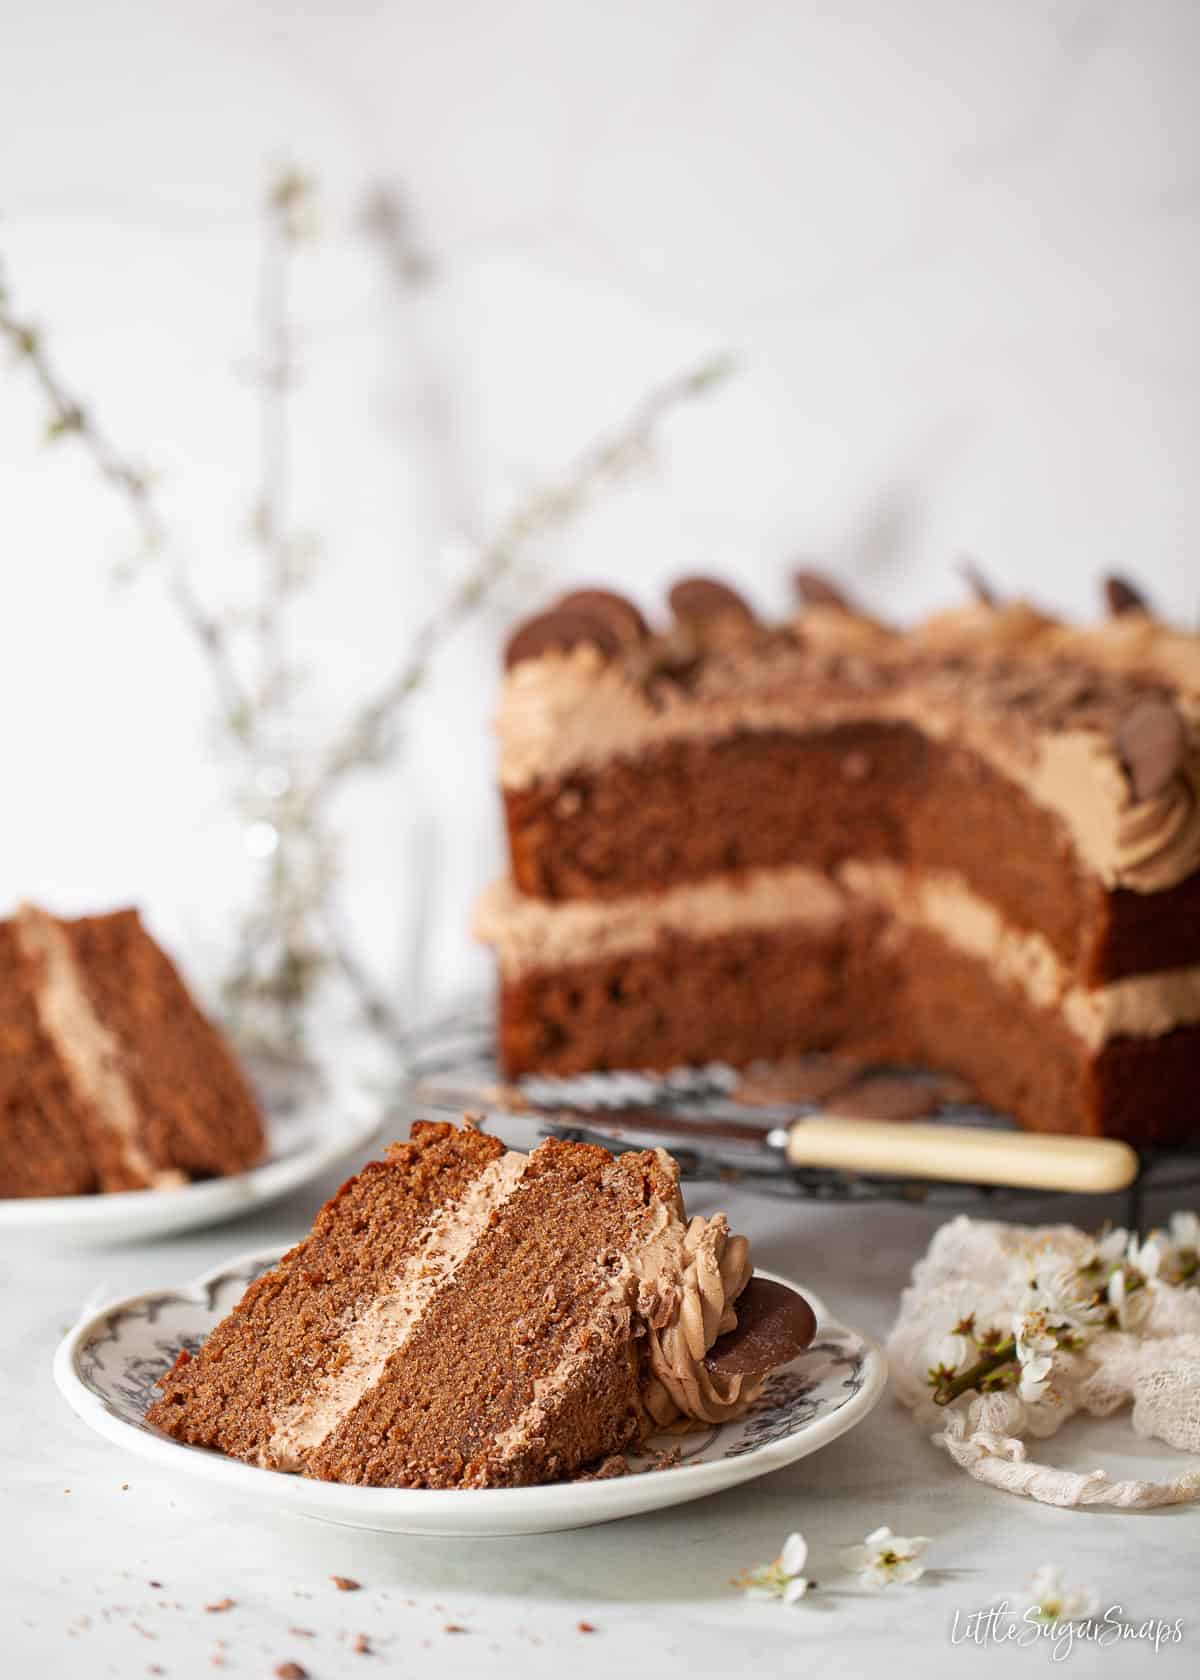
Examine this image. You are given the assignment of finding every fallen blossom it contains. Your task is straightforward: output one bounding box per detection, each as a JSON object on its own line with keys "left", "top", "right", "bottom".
{"left": 1017, "top": 1563, "right": 1099, "bottom": 1625}
{"left": 840, "top": 1525, "right": 929, "bottom": 1589}
{"left": 733, "top": 1531, "right": 813, "bottom": 1603}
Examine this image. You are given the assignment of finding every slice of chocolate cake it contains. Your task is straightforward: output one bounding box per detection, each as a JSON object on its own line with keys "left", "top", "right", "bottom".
{"left": 0, "top": 904, "right": 267, "bottom": 1196}
{"left": 476, "top": 576, "right": 1200, "bottom": 1145}
{"left": 148, "top": 1121, "right": 808, "bottom": 1488}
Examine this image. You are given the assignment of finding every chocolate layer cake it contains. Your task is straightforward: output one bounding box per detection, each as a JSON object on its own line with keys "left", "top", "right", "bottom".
{"left": 476, "top": 577, "right": 1200, "bottom": 1145}
{"left": 0, "top": 905, "right": 266, "bottom": 1196}
{"left": 148, "top": 1121, "right": 803, "bottom": 1487}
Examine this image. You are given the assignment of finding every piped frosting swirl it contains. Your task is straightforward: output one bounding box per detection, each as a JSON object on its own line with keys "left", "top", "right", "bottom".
{"left": 623, "top": 1155, "right": 761, "bottom": 1428}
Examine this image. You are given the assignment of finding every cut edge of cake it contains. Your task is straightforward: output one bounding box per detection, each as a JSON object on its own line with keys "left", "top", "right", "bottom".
{"left": 476, "top": 575, "right": 1200, "bottom": 1144}
{"left": 0, "top": 903, "right": 267, "bottom": 1197}
{"left": 147, "top": 1120, "right": 787, "bottom": 1489}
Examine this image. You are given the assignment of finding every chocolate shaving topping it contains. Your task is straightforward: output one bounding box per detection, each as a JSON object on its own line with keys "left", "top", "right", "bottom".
{"left": 792, "top": 569, "right": 851, "bottom": 610}
{"left": 668, "top": 576, "right": 754, "bottom": 624}
{"left": 1104, "top": 574, "right": 1152, "bottom": 618}
{"left": 554, "top": 588, "right": 649, "bottom": 645}
{"left": 504, "top": 606, "right": 623, "bottom": 670}
{"left": 1116, "top": 698, "right": 1187, "bottom": 803}
{"left": 703, "top": 1278, "right": 817, "bottom": 1377}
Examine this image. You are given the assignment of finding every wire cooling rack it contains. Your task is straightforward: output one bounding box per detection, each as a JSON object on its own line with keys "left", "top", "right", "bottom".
{"left": 404, "top": 998, "right": 1200, "bottom": 1227}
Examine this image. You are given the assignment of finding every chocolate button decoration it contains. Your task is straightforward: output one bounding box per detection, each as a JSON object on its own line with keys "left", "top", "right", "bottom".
{"left": 555, "top": 588, "right": 649, "bottom": 646}
{"left": 704, "top": 1277, "right": 817, "bottom": 1377}
{"left": 733, "top": 1056, "right": 864, "bottom": 1108}
{"left": 668, "top": 576, "right": 755, "bottom": 624}
{"left": 503, "top": 606, "right": 623, "bottom": 670}
{"left": 1104, "top": 574, "right": 1152, "bottom": 617}
{"left": 792, "top": 569, "right": 851, "bottom": 609}
{"left": 1116, "top": 698, "right": 1187, "bottom": 803}
{"left": 825, "top": 1073, "right": 966, "bottom": 1121}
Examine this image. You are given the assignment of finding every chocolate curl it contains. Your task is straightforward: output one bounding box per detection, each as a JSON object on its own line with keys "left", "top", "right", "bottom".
{"left": 1116, "top": 698, "right": 1187, "bottom": 802}
{"left": 1104, "top": 575, "right": 1154, "bottom": 618}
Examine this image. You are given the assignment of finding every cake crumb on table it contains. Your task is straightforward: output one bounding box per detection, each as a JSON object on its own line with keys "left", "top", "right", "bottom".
{"left": 352, "top": 1632, "right": 371, "bottom": 1654}
{"left": 275, "top": 1665, "right": 308, "bottom": 1680}
{"left": 578, "top": 1620, "right": 598, "bottom": 1633}
{"left": 330, "top": 1575, "right": 361, "bottom": 1592}
{"left": 443, "top": 1623, "right": 468, "bottom": 1633}
{"left": 204, "top": 1598, "right": 235, "bottom": 1613}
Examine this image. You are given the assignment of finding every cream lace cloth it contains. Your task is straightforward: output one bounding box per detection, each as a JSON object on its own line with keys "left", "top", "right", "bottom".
{"left": 888, "top": 1215, "right": 1200, "bottom": 1509}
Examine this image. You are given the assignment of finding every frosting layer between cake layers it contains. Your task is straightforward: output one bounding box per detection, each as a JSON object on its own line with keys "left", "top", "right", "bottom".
{"left": 482, "top": 589, "right": 1200, "bottom": 1142}
{"left": 477, "top": 866, "right": 1200, "bottom": 1050}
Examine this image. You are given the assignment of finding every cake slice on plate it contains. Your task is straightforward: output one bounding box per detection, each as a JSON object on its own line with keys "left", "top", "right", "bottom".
{"left": 148, "top": 1120, "right": 813, "bottom": 1488}
{"left": 0, "top": 904, "right": 266, "bottom": 1197}
{"left": 476, "top": 576, "right": 1200, "bottom": 1145}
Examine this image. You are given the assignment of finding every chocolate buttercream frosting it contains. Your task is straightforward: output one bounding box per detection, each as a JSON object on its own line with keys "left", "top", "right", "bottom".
{"left": 496, "top": 592, "right": 1200, "bottom": 893}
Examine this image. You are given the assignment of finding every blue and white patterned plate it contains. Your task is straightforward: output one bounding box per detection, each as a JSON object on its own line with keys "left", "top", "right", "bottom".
{"left": 53, "top": 1248, "right": 888, "bottom": 1535}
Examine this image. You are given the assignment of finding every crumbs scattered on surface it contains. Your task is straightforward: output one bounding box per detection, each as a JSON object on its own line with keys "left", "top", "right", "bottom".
{"left": 578, "top": 1620, "right": 598, "bottom": 1633}
{"left": 204, "top": 1599, "right": 235, "bottom": 1614}
{"left": 331, "top": 1576, "right": 361, "bottom": 1592}
{"left": 148, "top": 1581, "right": 163, "bottom": 1590}
{"left": 443, "top": 1623, "right": 468, "bottom": 1634}
{"left": 288, "top": 1626, "right": 316, "bottom": 1638}
{"left": 275, "top": 1665, "right": 308, "bottom": 1680}
{"left": 353, "top": 1632, "right": 371, "bottom": 1654}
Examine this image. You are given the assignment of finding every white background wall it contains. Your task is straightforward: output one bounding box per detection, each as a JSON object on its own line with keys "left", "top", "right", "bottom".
{"left": 2, "top": 0, "right": 1197, "bottom": 1016}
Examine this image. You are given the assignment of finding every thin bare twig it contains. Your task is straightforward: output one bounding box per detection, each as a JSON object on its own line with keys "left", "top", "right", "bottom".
{"left": 0, "top": 179, "right": 735, "bottom": 1057}
{"left": 0, "top": 269, "right": 252, "bottom": 731}
{"left": 313, "top": 352, "right": 735, "bottom": 798}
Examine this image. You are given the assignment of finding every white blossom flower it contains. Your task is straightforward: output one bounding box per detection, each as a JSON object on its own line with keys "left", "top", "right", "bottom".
{"left": 936, "top": 1332, "right": 971, "bottom": 1372}
{"left": 1024, "top": 1259, "right": 1105, "bottom": 1328}
{"left": 1125, "top": 1232, "right": 1163, "bottom": 1280}
{"left": 1019, "top": 1564, "right": 1099, "bottom": 1624}
{"left": 1107, "top": 1266, "right": 1152, "bottom": 1332}
{"left": 1169, "top": 1211, "right": 1200, "bottom": 1252}
{"left": 1092, "top": 1227, "right": 1130, "bottom": 1269}
{"left": 1012, "top": 1310, "right": 1057, "bottom": 1401}
{"left": 734, "top": 1531, "right": 813, "bottom": 1603}
{"left": 1160, "top": 1213, "right": 1200, "bottom": 1285}
{"left": 1017, "top": 1350, "right": 1054, "bottom": 1403}
{"left": 840, "top": 1525, "right": 929, "bottom": 1589}
{"left": 1013, "top": 1308, "right": 1056, "bottom": 1361}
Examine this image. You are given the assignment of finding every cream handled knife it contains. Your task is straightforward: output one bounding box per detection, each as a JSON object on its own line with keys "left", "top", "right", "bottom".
{"left": 773, "top": 1115, "right": 1140, "bottom": 1194}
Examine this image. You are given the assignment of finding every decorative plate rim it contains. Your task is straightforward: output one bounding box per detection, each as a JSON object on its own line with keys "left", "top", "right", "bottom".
{"left": 54, "top": 1246, "right": 889, "bottom": 1524}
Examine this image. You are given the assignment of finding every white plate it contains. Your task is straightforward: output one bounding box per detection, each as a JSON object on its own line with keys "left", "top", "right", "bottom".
{"left": 0, "top": 1071, "right": 381, "bottom": 1243}
{"left": 54, "top": 1247, "right": 888, "bottom": 1536}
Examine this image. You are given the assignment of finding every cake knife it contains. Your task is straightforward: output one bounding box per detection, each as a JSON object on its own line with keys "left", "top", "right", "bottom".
{"left": 513, "top": 1104, "right": 1141, "bottom": 1194}
{"left": 411, "top": 1076, "right": 1141, "bottom": 1193}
